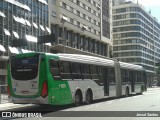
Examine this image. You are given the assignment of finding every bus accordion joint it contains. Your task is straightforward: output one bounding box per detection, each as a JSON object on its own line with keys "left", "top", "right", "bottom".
{"left": 41, "top": 80, "right": 48, "bottom": 98}
{"left": 7, "top": 85, "right": 11, "bottom": 97}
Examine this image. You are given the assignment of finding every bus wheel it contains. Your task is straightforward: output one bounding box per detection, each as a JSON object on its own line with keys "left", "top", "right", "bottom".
{"left": 75, "top": 93, "right": 82, "bottom": 106}
{"left": 86, "top": 90, "right": 93, "bottom": 104}
{"left": 125, "top": 87, "right": 129, "bottom": 97}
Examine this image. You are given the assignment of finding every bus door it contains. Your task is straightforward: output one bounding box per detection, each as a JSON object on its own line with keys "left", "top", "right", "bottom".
{"left": 49, "top": 60, "right": 63, "bottom": 101}
{"left": 102, "top": 67, "right": 109, "bottom": 96}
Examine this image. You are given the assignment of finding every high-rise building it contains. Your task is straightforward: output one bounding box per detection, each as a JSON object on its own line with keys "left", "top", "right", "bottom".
{"left": 48, "top": 0, "right": 112, "bottom": 57}
{"left": 112, "top": 2, "right": 160, "bottom": 79}
{"left": 0, "top": 0, "right": 49, "bottom": 84}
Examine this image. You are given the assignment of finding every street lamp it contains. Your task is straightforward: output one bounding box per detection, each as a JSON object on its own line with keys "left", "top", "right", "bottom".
{"left": 60, "top": 16, "right": 68, "bottom": 53}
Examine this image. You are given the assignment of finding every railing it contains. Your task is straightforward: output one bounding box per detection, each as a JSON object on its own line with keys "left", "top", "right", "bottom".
{"left": 0, "top": 84, "right": 9, "bottom": 104}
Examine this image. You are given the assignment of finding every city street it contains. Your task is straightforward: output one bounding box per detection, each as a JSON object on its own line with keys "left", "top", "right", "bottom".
{"left": 1, "top": 87, "right": 160, "bottom": 120}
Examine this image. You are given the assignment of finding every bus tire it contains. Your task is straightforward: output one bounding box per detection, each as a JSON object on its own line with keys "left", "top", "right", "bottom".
{"left": 86, "top": 89, "right": 93, "bottom": 104}
{"left": 125, "top": 87, "right": 129, "bottom": 97}
{"left": 75, "top": 91, "right": 82, "bottom": 106}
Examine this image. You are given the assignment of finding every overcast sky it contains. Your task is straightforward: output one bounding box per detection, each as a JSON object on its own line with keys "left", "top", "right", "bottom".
{"left": 136, "top": 0, "right": 160, "bottom": 21}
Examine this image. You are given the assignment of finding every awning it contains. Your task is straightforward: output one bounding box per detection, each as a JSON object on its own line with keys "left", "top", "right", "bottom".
{"left": 13, "top": 31, "right": 19, "bottom": 38}
{"left": 0, "top": 45, "right": 6, "bottom": 52}
{"left": 3, "top": 29, "right": 11, "bottom": 36}
{"left": 23, "top": 5, "right": 31, "bottom": 11}
{"left": 13, "top": 15, "right": 18, "bottom": 22}
{"left": 46, "top": 27, "right": 51, "bottom": 33}
{"left": 25, "top": 20, "right": 31, "bottom": 26}
{"left": 0, "top": 11, "right": 5, "bottom": 18}
{"left": 40, "top": 25, "right": 45, "bottom": 31}
{"left": 38, "top": 0, "right": 48, "bottom": 5}
{"left": 9, "top": 46, "right": 19, "bottom": 54}
{"left": 13, "top": 16, "right": 26, "bottom": 25}
{"left": 4, "top": 0, "right": 31, "bottom": 11}
{"left": 45, "top": 43, "right": 51, "bottom": 46}
{"left": 33, "top": 22, "right": 38, "bottom": 29}
{"left": 26, "top": 35, "right": 37, "bottom": 42}
{"left": 21, "top": 49, "right": 29, "bottom": 53}
{"left": 19, "top": 17, "right": 26, "bottom": 25}
{"left": 21, "top": 49, "right": 34, "bottom": 53}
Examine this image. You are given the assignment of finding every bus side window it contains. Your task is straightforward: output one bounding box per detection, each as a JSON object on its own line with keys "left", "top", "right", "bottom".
{"left": 98, "top": 66, "right": 103, "bottom": 85}
{"left": 60, "top": 61, "right": 72, "bottom": 80}
{"left": 90, "top": 65, "right": 98, "bottom": 80}
{"left": 81, "top": 64, "right": 91, "bottom": 79}
{"left": 122, "top": 69, "right": 129, "bottom": 83}
{"left": 108, "top": 67, "right": 115, "bottom": 84}
{"left": 71, "top": 62, "right": 82, "bottom": 80}
{"left": 49, "top": 60, "right": 61, "bottom": 80}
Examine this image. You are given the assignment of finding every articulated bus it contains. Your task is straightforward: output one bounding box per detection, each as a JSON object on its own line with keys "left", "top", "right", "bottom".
{"left": 8, "top": 52, "right": 147, "bottom": 106}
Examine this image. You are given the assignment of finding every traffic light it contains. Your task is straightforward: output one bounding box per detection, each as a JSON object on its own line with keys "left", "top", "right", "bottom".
{"left": 11, "top": 38, "right": 28, "bottom": 47}
{"left": 37, "top": 34, "right": 56, "bottom": 44}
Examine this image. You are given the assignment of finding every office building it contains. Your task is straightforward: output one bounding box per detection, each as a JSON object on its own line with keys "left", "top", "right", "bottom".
{"left": 112, "top": 2, "right": 160, "bottom": 78}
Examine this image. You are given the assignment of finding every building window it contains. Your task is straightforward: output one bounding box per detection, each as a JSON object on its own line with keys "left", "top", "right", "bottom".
{"left": 93, "top": 1, "right": 96, "bottom": 6}
{"left": 77, "top": 10, "right": 80, "bottom": 17}
{"left": 52, "top": 11, "right": 57, "bottom": 17}
{"left": 94, "top": 29, "right": 96, "bottom": 34}
{"left": 83, "top": 14, "right": 86, "bottom": 19}
{"left": 88, "top": 7, "right": 91, "bottom": 12}
{"left": 76, "top": 0, "right": 80, "bottom": 5}
{"left": 82, "top": 3, "right": 85, "bottom": 8}
{"left": 70, "top": 18, "right": 74, "bottom": 24}
{"left": 70, "top": 6, "right": 74, "bottom": 12}
{"left": 88, "top": 17, "right": 91, "bottom": 22}
{"left": 62, "top": 2, "right": 67, "bottom": 9}
{"left": 77, "top": 21, "right": 80, "bottom": 27}
{"left": 88, "top": 27, "right": 91, "bottom": 32}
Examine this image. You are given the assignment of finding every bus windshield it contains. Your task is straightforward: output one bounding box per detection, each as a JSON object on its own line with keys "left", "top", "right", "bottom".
{"left": 10, "top": 54, "right": 39, "bottom": 80}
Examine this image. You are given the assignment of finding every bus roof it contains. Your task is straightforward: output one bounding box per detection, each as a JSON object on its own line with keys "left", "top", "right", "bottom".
{"left": 43, "top": 53, "right": 144, "bottom": 71}
{"left": 119, "top": 62, "right": 144, "bottom": 71}
{"left": 56, "top": 53, "right": 115, "bottom": 67}
{"left": 45, "top": 53, "right": 144, "bottom": 70}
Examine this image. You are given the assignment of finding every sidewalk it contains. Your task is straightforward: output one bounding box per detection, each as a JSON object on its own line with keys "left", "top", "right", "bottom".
{"left": 0, "top": 102, "right": 35, "bottom": 111}
{"left": 0, "top": 95, "right": 34, "bottom": 111}
{"left": 147, "top": 86, "right": 160, "bottom": 91}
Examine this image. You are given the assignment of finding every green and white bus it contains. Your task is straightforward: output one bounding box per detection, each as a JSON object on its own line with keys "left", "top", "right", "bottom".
{"left": 8, "top": 52, "right": 147, "bottom": 106}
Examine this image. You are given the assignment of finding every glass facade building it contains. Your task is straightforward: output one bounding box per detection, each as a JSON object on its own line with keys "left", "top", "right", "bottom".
{"left": 112, "top": 2, "right": 160, "bottom": 77}
{"left": 0, "top": 0, "right": 49, "bottom": 84}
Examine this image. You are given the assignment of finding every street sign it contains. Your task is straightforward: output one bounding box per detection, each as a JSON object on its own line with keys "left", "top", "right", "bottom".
{"left": 11, "top": 39, "right": 28, "bottom": 47}
{"left": 37, "top": 34, "right": 55, "bottom": 44}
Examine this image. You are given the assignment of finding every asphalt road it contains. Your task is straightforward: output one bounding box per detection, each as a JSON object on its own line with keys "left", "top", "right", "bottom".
{"left": 2, "top": 87, "right": 160, "bottom": 120}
